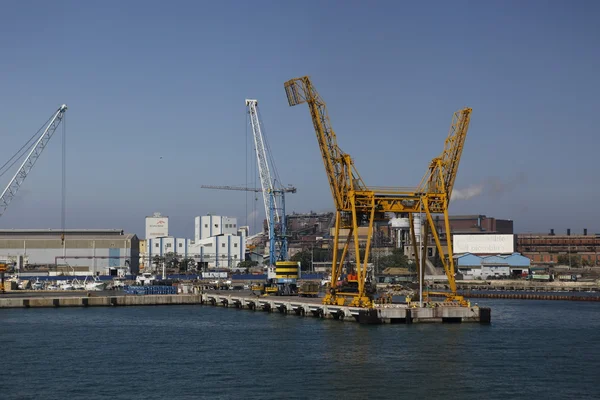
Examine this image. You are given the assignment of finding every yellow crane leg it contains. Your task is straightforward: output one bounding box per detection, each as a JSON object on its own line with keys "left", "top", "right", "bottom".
{"left": 422, "top": 198, "right": 467, "bottom": 306}
{"left": 349, "top": 197, "right": 375, "bottom": 308}
{"left": 409, "top": 213, "right": 420, "bottom": 278}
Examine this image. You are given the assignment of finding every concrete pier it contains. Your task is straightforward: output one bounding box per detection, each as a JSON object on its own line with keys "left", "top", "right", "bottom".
{"left": 0, "top": 292, "right": 489, "bottom": 324}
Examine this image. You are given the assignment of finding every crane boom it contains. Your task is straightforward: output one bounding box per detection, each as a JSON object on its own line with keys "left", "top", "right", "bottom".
{"left": 201, "top": 185, "right": 296, "bottom": 194}
{"left": 201, "top": 185, "right": 262, "bottom": 193}
{"left": 0, "top": 104, "right": 68, "bottom": 218}
{"left": 285, "top": 76, "right": 473, "bottom": 308}
{"left": 246, "top": 99, "right": 278, "bottom": 228}
{"left": 284, "top": 77, "right": 366, "bottom": 211}
{"left": 418, "top": 107, "right": 472, "bottom": 212}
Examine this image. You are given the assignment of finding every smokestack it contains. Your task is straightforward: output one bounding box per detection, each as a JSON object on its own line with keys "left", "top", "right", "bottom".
{"left": 567, "top": 229, "right": 571, "bottom": 236}
{"left": 550, "top": 229, "right": 555, "bottom": 236}
{"left": 584, "top": 228, "right": 588, "bottom": 236}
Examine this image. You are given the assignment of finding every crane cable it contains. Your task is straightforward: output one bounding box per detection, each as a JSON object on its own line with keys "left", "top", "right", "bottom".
{"left": 0, "top": 114, "right": 54, "bottom": 179}
{"left": 61, "top": 113, "right": 66, "bottom": 246}
{"left": 245, "top": 108, "right": 249, "bottom": 231}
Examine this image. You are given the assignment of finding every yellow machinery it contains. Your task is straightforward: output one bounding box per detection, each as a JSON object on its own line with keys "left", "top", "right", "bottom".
{"left": 274, "top": 261, "right": 299, "bottom": 281}
{"left": 253, "top": 261, "right": 300, "bottom": 296}
{"left": 0, "top": 263, "right": 7, "bottom": 293}
{"left": 284, "top": 76, "right": 472, "bottom": 307}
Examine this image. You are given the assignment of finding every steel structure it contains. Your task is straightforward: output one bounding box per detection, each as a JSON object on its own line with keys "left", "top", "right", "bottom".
{"left": 201, "top": 99, "right": 296, "bottom": 266}
{"left": 0, "top": 105, "right": 68, "bottom": 219}
{"left": 200, "top": 185, "right": 262, "bottom": 193}
{"left": 284, "top": 76, "right": 472, "bottom": 307}
{"left": 200, "top": 184, "right": 294, "bottom": 265}
{"left": 246, "top": 99, "right": 278, "bottom": 226}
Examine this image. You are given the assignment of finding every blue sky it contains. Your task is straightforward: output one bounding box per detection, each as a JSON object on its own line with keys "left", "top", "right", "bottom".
{"left": 0, "top": 0, "right": 598, "bottom": 237}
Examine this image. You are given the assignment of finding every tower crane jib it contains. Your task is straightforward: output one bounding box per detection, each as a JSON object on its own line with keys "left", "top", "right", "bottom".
{"left": 245, "top": 99, "right": 278, "bottom": 229}
{"left": 0, "top": 104, "right": 68, "bottom": 219}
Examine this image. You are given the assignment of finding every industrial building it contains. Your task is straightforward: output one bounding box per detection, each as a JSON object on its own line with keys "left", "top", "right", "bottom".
{"left": 145, "top": 212, "right": 169, "bottom": 239}
{"left": 516, "top": 229, "right": 599, "bottom": 265}
{"left": 455, "top": 252, "right": 530, "bottom": 280}
{"left": 141, "top": 214, "right": 246, "bottom": 270}
{"left": 0, "top": 229, "right": 139, "bottom": 276}
{"left": 146, "top": 237, "right": 194, "bottom": 258}
{"left": 190, "top": 232, "right": 245, "bottom": 269}
{"left": 195, "top": 215, "right": 238, "bottom": 241}
{"left": 440, "top": 215, "right": 514, "bottom": 235}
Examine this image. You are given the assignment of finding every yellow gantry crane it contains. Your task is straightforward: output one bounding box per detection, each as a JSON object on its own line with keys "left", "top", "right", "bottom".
{"left": 284, "top": 76, "right": 472, "bottom": 307}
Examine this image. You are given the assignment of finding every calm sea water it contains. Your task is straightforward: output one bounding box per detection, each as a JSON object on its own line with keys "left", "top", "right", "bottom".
{"left": 2, "top": 299, "right": 599, "bottom": 400}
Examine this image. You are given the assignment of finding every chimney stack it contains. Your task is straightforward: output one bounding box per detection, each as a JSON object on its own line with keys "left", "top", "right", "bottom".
{"left": 567, "top": 229, "right": 571, "bottom": 236}
{"left": 584, "top": 228, "right": 588, "bottom": 236}
{"left": 550, "top": 229, "right": 555, "bottom": 236}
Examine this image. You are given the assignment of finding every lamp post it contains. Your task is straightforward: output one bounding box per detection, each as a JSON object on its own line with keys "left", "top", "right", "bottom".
{"left": 419, "top": 203, "right": 423, "bottom": 308}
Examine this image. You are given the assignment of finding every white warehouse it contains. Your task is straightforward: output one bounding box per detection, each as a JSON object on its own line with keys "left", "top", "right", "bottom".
{"left": 143, "top": 215, "right": 246, "bottom": 269}
{"left": 0, "top": 229, "right": 140, "bottom": 276}
{"left": 195, "top": 215, "right": 238, "bottom": 241}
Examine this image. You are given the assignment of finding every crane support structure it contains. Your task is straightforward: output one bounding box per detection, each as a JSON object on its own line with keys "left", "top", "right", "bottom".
{"left": 200, "top": 185, "right": 262, "bottom": 193}
{"left": 0, "top": 105, "right": 68, "bottom": 219}
{"left": 285, "top": 76, "right": 472, "bottom": 307}
{"left": 202, "top": 100, "right": 297, "bottom": 266}
{"left": 246, "top": 99, "right": 279, "bottom": 227}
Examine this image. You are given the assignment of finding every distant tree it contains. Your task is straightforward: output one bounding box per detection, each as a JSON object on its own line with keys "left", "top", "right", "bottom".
{"left": 179, "top": 258, "right": 195, "bottom": 272}
{"left": 237, "top": 260, "right": 258, "bottom": 269}
{"left": 378, "top": 248, "right": 409, "bottom": 270}
{"left": 163, "top": 252, "right": 180, "bottom": 270}
{"left": 152, "top": 255, "right": 164, "bottom": 271}
{"left": 291, "top": 250, "right": 312, "bottom": 271}
{"left": 558, "top": 254, "right": 581, "bottom": 268}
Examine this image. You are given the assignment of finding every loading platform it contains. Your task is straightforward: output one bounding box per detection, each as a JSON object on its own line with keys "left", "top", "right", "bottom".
{"left": 0, "top": 291, "right": 490, "bottom": 324}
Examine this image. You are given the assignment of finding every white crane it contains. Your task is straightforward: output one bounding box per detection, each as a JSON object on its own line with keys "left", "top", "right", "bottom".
{"left": 0, "top": 104, "right": 68, "bottom": 218}
{"left": 244, "top": 99, "right": 296, "bottom": 265}
{"left": 245, "top": 99, "right": 279, "bottom": 229}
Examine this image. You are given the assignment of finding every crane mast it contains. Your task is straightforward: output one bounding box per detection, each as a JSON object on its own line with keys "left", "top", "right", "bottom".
{"left": 245, "top": 99, "right": 298, "bottom": 266}
{"left": 246, "top": 99, "right": 279, "bottom": 228}
{"left": 0, "top": 104, "right": 68, "bottom": 218}
{"left": 203, "top": 101, "right": 296, "bottom": 267}
{"left": 285, "top": 76, "right": 472, "bottom": 307}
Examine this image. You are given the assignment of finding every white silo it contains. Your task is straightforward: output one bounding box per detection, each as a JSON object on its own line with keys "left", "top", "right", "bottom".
{"left": 389, "top": 215, "right": 426, "bottom": 249}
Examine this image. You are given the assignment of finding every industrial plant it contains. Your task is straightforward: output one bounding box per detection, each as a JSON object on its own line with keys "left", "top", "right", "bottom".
{"left": 0, "top": 76, "right": 599, "bottom": 324}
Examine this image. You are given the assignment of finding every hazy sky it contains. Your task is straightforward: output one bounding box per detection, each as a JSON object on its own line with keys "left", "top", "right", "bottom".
{"left": 0, "top": 0, "right": 598, "bottom": 238}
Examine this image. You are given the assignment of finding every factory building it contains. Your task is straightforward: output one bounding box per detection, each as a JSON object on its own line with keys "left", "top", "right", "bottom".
{"left": 0, "top": 229, "right": 139, "bottom": 276}
{"left": 516, "top": 229, "right": 599, "bottom": 265}
{"left": 190, "top": 233, "right": 246, "bottom": 269}
{"left": 141, "top": 214, "right": 246, "bottom": 270}
{"left": 455, "top": 252, "right": 530, "bottom": 280}
{"left": 195, "top": 215, "right": 238, "bottom": 241}
{"left": 441, "top": 215, "right": 514, "bottom": 235}
{"left": 145, "top": 212, "right": 169, "bottom": 239}
{"left": 146, "top": 237, "right": 193, "bottom": 258}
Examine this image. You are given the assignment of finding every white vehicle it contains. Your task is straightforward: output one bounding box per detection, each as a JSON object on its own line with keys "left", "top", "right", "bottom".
{"left": 111, "top": 278, "right": 127, "bottom": 289}
{"left": 32, "top": 280, "right": 44, "bottom": 290}
{"left": 84, "top": 276, "right": 106, "bottom": 291}
{"left": 136, "top": 273, "right": 157, "bottom": 286}
{"left": 58, "top": 280, "right": 75, "bottom": 290}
